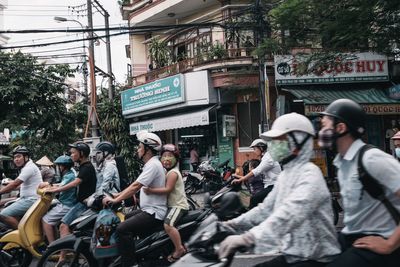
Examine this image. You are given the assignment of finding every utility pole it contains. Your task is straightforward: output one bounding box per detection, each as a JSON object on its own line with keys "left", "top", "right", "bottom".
{"left": 93, "top": 0, "right": 114, "bottom": 100}
{"left": 255, "top": 0, "right": 268, "bottom": 133}
{"left": 86, "top": 0, "right": 99, "bottom": 138}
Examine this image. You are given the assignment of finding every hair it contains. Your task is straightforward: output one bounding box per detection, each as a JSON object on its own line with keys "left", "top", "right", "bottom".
{"left": 249, "top": 159, "right": 260, "bottom": 169}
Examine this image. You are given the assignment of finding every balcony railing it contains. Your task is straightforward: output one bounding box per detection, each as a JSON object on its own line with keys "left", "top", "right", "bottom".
{"left": 132, "top": 47, "right": 255, "bottom": 86}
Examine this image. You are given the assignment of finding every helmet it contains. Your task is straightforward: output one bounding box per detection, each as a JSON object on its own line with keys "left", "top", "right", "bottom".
{"left": 136, "top": 131, "right": 162, "bottom": 152}
{"left": 161, "top": 144, "right": 180, "bottom": 159}
{"left": 261, "top": 112, "right": 315, "bottom": 139}
{"left": 213, "top": 192, "right": 244, "bottom": 220}
{"left": 95, "top": 141, "right": 115, "bottom": 155}
{"left": 54, "top": 155, "right": 74, "bottom": 167}
{"left": 250, "top": 138, "right": 268, "bottom": 148}
{"left": 392, "top": 131, "right": 400, "bottom": 140}
{"left": 12, "top": 145, "right": 30, "bottom": 156}
{"left": 68, "top": 141, "right": 91, "bottom": 158}
{"left": 320, "top": 99, "right": 366, "bottom": 136}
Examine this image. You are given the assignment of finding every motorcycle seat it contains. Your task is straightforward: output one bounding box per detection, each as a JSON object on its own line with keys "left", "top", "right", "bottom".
{"left": 178, "top": 209, "right": 204, "bottom": 225}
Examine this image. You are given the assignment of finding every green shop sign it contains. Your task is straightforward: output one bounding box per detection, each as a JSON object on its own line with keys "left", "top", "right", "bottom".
{"left": 121, "top": 74, "right": 185, "bottom": 115}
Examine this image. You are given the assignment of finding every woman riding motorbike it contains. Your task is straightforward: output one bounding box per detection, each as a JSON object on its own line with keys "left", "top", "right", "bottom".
{"left": 218, "top": 113, "right": 341, "bottom": 267}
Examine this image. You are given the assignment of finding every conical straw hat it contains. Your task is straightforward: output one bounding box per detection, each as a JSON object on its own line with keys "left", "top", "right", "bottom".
{"left": 36, "top": 156, "right": 53, "bottom": 166}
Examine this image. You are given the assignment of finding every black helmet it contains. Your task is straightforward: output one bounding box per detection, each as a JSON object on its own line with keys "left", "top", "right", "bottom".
{"left": 213, "top": 192, "right": 244, "bottom": 220}
{"left": 320, "top": 99, "right": 366, "bottom": 136}
{"left": 12, "top": 145, "right": 30, "bottom": 156}
{"left": 68, "top": 141, "right": 91, "bottom": 158}
{"left": 95, "top": 141, "right": 115, "bottom": 155}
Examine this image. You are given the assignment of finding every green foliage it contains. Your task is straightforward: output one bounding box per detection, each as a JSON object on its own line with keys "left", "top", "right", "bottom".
{"left": 0, "top": 51, "right": 81, "bottom": 159}
{"left": 97, "top": 88, "right": 140, "bottom": 182}
{"left": 148, "top": 37, "right": 172, "bottom": 69}
{"left": 209, "top": 42, "right": 227, "bottom": 59}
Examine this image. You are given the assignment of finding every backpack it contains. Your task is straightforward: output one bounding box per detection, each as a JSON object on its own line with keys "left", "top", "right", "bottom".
{"left": 358, "top": 144, "right": 400, "bottom": 224}
{"left": 115, "top": 155, "right": 130, "bottom": 191}
{"left": 90, "top": 208, "right": 121, "bottom": 259}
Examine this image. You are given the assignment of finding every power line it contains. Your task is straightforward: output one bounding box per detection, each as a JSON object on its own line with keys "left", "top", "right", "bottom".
{"left": 21, "top": 46, "right": 85, "bottom": 54}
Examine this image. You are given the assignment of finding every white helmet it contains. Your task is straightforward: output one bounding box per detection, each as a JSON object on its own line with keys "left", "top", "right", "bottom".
{"left": 136, "top": 130, "right": 162, "bottom": 152}
{"left": 250, "top": 139, "right": 268, "bottom": 148}
{"left": 261, "top": 112, "right": 315, "bottom": 139}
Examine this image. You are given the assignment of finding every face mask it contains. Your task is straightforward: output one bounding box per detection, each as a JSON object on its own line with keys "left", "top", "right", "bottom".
{"left": 269, "top": 140, "right": 291, "bottom": 162}
{"left": 395, "top": 148, "right": 400, "bottom": 159}
{"left": 161, "top": 156, "right": 177, "bottom": 169}
{"left": 318, "top": 127, "right": 335, "bottom": 149}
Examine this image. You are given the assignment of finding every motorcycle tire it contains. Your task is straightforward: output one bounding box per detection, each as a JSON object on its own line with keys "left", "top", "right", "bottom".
{"left": 37, "top": 242, "right": 96, "bottom": 267}
{"left": 0, "top": 245, "right": 32, "bottom": 267}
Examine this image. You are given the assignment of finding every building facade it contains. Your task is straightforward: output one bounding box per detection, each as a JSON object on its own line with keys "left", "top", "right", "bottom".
{"left": 0, "top": 0, "right": 9, "bottom": 47}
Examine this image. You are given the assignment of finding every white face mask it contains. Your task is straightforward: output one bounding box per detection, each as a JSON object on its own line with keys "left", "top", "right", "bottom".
{"left": 395, "top": 148, "right": 400, "bottom": 159}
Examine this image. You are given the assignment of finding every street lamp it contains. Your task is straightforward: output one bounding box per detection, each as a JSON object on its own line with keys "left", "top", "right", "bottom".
{"left": 54, "top": 16, "right": 88, "bottom": 104}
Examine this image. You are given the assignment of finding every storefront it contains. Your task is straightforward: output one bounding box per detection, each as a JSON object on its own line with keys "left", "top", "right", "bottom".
{"left": 274, "top": 52, "right": 400, "bottom": 176}
{"left": 121, "top": 70, "right": 235, "bottom": 171}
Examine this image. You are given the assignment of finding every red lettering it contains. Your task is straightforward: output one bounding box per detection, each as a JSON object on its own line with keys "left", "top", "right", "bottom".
{"left": 366, "top": 61, "right": 376, "bottom": 72}
{"left": 376, "top": 60, "right": 385, "bottom": 72}
{"left": 344, "top": 62, "right": 353, "bottom": 73}
{"left": 356, "top": 61, "right": 365, "bottom": 72}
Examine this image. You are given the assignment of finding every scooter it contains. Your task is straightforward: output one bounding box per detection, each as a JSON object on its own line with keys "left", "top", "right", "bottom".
{"left": 38, "top": 182, "right": 246, "bottom": 267}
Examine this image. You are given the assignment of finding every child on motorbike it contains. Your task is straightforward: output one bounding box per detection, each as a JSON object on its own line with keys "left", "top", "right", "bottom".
{"left": 143, "top": 144, "right": 189, "bottom": 262}
{"left": 247, "top": 159, "right": 265, "bottom": 209}
{"left": 39, "top": 155, "right": 77, "bottom": 244}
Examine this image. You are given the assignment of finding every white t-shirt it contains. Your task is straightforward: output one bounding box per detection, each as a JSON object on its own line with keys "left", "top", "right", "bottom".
{"left": 18, "top": 159, "right": 43, "bottom": 198}
{"left": 252, "top": 152, "right": 281, "bottom": 188}
{"left": 137, "top": 156, "right": 167, "bottom": 220}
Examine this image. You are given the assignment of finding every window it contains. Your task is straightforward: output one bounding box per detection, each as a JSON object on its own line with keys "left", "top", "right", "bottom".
{"left": 237, "top": 102, "right": 261, "bottom": 147}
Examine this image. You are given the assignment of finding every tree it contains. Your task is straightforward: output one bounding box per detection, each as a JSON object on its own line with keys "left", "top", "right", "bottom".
{"left": 0, "top": 51, "right": 81, "bottom": 159}
{"left": 96, "top": 87, "right": 140, "bottom": 182}
{"left": 267, "top": 0, "right": 400, "bottom": 56}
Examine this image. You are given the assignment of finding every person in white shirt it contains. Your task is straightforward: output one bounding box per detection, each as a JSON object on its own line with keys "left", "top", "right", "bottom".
{"left": 103, "top": 131, "right": 167, "bottom": 267}
{"left": 0, "top": 146, "right": 42, "bottom": 229}
{"left": 319, "top": 99, "right": 400, "bottom": 267}
{"left": 218, "top": 113, "right": 340, "bottom": 267}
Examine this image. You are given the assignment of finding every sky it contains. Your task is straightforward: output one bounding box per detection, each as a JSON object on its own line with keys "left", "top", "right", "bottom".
{"left": 2, "top": 0, "right": 130, "bottom": 88}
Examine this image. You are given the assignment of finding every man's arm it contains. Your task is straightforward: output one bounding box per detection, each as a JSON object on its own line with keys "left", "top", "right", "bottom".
{"left": 0, "top": 179, "right": 23, "bottom": 195}
{"left": 112, "top": 181, "right": 143, "bottom": 203}
{"left": 46, "top": 178, "right": 81, "bottom": 193}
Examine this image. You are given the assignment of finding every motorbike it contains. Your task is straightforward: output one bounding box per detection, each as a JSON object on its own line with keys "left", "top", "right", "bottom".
{"left": 185, "top": 159, "right": 233, "bottom": 195}
{"left": 38, "top": 179, "right": 245, "bottom": 267}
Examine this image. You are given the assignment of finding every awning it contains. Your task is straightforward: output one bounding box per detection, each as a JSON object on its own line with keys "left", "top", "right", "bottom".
{"left": 283, "top": 87, "right": 400, "bottom": 104}
{"left": 129, "top": 107, "right": 213, "bottom": 135}
{"left": 283, "top": 87, "right": 400, "bottom": 115}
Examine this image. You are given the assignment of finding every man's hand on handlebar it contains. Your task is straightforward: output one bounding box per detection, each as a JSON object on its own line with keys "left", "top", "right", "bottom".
{"left": 102, "top": 195, "right": 117, "bottom": 206}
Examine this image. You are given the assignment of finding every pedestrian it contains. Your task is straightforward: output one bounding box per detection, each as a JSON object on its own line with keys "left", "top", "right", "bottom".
{"left": 190, "top": 144, "right": 199, "bottom": 172}
{"left": 232, "top": 138, "right": 281, "bottom": 207}
{"left": 0, "top": 146, "right": 42, "bottom": 229}
{"left": 36, "top": 156, "right": 55, "bottom": 183}
{"left": 143, "top": 144, "right": 189, "bottom": 262}
{"left": 102, "top": 131, "right": 167, "bottom": 267}
{"left": 218, "top": 113, "right": 340, "bottom": 266}
{"left": 318, "top": 99, "right": 400, "bottom": 267}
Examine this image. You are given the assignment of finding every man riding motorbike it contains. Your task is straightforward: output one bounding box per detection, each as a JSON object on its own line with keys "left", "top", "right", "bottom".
{"left": 0, "top": 145, "right": 42, "bottom": 229}
{"left": 218, "top": 113, "right": 340, "bottom": 267}
{"left": 102, "top": 130, "right": 167, "bottom": 267}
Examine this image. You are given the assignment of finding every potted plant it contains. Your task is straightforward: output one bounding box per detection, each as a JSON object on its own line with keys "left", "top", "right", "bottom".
{"left": 209, "top": 41, "right": 227, "bottom": 59}
{"left": 148, "top": 37, "right": 172, "bottom": 69}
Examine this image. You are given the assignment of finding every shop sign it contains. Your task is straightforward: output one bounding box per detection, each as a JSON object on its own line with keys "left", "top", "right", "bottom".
{"left": 121, "top": 74, "right": 185, "bottom": 115}
{"left": 222, "top": 115, "right": 236, "bottom": 137}
{"left": 275, "top": 52, "right": 388, "bottom": 85}
{"left": 387, "top": 84, "right": 400, "bottom": 100}
{"left": 129, "top": 108, "right": 210, "bottom": 135}
{"left": 305, "top": 104, "right": 400, "bottom": 115}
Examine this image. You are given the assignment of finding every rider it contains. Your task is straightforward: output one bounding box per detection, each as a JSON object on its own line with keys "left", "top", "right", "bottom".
{"left": 218, "top": 113, "right": 340, "bottom": 266}
{"left": 318, "top": 99, "right": 400, "bottom": 267}
{"left": 40, "top": 155, "right": 77, "bottom": 244}
{"left": 143, "top": 144, "right": 189, "bottom": 262}
{"left": 233, "top": 138, "right": 281, "bottom": 207}
{"left": 93, "top": 141, "right": 120, "bottom": 195}
{"left": 102, "top": 131, "right": 167, "bottom": 267}
{"left": 0, "top": 146, "right": 42, "bottom": 229}
{"left": 45, "top": 141, "right": 96, "bottom": 259}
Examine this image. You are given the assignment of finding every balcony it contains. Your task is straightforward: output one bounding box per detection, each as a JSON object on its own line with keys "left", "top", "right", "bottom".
{"left": 131, "top": 47, "right": 256, "bottom": 87}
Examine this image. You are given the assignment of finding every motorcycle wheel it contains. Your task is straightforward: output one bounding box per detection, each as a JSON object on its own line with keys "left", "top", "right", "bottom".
{"left": 37, "top": 243, "right": 96, "bottom": 267}
{"left": 0, "top": 245, "right": 32, "bottom": 267}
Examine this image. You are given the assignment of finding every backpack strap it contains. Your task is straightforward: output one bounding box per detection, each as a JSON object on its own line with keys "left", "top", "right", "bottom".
{"left": 358, "top": 144, "right": 400, "bottom": 224}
